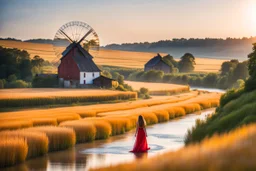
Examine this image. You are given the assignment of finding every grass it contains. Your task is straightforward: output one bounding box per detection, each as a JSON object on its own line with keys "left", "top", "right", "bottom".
{"left": 26, "top": 126, "right": 76, "bottom": 151}
{"left": 0, "top": 88, "right": 137, "bottom": 108}
{"left": 0, "top": 130, "right": 48, "bottom": 158}
{"left": 0, "top": 137, "right": 28, "bottom": 168}
{"left": 185, "top": 89, "right": 256, "bottom": 144}
{"left": 91, "top": 123, "right": 256, "bottom": 171}
{"left": 0, "top": 40, "right": 225, "bottom": 72}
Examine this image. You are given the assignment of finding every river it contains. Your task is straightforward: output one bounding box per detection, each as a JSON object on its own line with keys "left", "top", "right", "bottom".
{"left": 4, "top": 108, "right": 215, "bottom": 171}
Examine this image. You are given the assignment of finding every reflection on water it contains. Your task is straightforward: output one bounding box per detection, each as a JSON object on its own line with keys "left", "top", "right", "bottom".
{"left": 3, "top": 109, "right": 215, "bottom": 171}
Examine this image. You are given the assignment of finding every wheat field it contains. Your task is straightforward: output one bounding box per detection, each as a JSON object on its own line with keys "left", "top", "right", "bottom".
{"left": 0, "top": 40, "right": 225, "bottom": 72}
{"left": 0, "top": 88, "right": 137, "bottom": 108}
{"left": 0, "top": 90, "right": 221, "bottom": 167}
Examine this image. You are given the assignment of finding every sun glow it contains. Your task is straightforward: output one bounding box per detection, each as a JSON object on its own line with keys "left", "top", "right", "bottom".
{"left": 247, "top": 1, "right": 256, "bottom": 30}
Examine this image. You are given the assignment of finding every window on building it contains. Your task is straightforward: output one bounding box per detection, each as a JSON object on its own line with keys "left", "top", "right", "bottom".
{"left": 92, "top": 73, "right": 94, "bottom": 77}
{"left": 84, "top": 73, "right": 86, "bottom": 77}
{"left": 84, "top": 80, "right": 86, "bottom": 84}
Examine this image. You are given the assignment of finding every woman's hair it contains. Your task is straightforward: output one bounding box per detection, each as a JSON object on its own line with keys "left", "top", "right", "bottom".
{"left": 138, "top": 115, "right": 146, "bottom": 127}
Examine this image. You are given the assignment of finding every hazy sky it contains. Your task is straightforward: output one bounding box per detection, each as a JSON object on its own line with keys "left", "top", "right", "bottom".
{"left": 0, "top": 0, "right": 255, "bottom": 45}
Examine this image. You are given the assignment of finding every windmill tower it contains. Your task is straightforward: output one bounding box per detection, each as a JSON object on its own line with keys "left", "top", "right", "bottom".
{"left": 53, "top": 21, "right": 101, "bottom": 88}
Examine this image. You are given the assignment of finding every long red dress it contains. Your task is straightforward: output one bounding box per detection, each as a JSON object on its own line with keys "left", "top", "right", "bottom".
{"left": 130, "top": 127, "right": 150, "bottom": 153}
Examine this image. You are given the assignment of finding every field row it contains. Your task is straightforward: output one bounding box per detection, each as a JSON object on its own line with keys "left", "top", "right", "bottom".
{"left": 0, "top": 92, "right": 221, "bottom": 167}
{"left": 0, "top": 89, "right": 137, "bottom": 108}
{"left": 92, "top": 123, "right": 256, "bottom": 171}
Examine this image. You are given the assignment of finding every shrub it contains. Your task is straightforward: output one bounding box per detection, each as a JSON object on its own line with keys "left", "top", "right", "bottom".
{"left": 6, "top": 80, "right": 29, "bottom": 88}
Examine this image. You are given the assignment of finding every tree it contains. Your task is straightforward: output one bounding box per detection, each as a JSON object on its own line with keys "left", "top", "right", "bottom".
{"left": 0, "top": 80, "right": 4, "bottom": 89}
{"left": 102, "top": 70, "right": 112, "bottom": 78}
{"left": 117, "top": 74, "right": 124, "bottom": 85}
{"left": 8, "top": 74, "right": 17, "bottom": 82}
{"left": 220, "top": 60, "right": 239, "bottom": 76}
{"left": 248, "top": 43, "right": 256, "bottom": 77}
{"left": 112, "top": 72, "right": 120, "bottom": 80}
{"left": 31, "top": 55, "right": 44, "bottom": 67}
{"left": 245, "top": 43, "right": 256, "bottom": 91}
{"left": 163, "top": 54, "right": 178, "bottom": 67}
{"left": 232, "top": 61, "right": 249, "bottom": 80}
{"left": 178, "top": 53, "right": 196, "bottom": 72}
{"left": 203, "top": 73, "right": 218, "bottom": 87}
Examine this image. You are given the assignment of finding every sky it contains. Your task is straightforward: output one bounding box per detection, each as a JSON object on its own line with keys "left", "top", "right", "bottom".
{"left": 0, "top": 0, "right": 256, "bottom": 45}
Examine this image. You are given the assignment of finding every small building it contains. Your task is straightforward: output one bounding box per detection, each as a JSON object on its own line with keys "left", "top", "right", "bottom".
{"left": 58, "top": 43, "right": 101, "bottom": 88}
{"left": 144, "top": 53, "right": 171, "bottom": 73}
{"left": 93, "top": 75, "right": 118, "bottom": 88}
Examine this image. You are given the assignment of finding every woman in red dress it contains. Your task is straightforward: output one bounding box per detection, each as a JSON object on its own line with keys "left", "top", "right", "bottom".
{"left": 130, "top": 115, "right": 150, "bottom": 153}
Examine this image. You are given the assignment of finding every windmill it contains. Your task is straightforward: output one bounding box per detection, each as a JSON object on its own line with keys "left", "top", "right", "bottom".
{"left": 52, "top": 21, "right": 100, "bottom": 65}
{"left": 53, "top": 21, "right": 102, "bottom": 88}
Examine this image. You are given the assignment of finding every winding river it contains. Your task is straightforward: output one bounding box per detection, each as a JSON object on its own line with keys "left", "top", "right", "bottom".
{"left": 4, "top": 108, "right": 215, "bottom": 171}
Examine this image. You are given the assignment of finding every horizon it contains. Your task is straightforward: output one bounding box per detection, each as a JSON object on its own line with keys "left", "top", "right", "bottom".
{"left": 0, "top": 0, "right": 256, "bottom": 45}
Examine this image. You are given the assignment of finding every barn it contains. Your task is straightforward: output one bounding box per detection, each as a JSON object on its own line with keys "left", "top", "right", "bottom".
{"left": 144, "top": 53, "right": 171, "bottom": 73}
{"left": 58, "top": 42, "right": 101, "bottom": 88}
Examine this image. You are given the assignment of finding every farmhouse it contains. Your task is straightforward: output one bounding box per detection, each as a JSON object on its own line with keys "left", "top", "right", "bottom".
{"left": 144, "top": 53, "right": 171, "bottom": 73}
{"left": 58, "top": 42, "right": 101, "bottom": 88}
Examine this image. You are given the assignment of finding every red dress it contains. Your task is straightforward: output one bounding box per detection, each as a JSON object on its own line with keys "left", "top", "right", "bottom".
{"left": 130, "top": 127, "right": 150, "bottom": 153}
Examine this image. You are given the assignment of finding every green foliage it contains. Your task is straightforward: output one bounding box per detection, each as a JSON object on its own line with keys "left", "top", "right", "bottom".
{"left": 102, "top": 70, "right": 112, "bottom": 78}
{"left": 163, "top": 54, "right": 178, "bottom": 67}
{"left": 31, "top": 55, "right": 44, "bottom": 67}
{"left": 247, "top": 43, "right": 256, "bottom": 77}
{"left": 203, "top": 73, "right": 218, "bottom": 87}
{"left": 245, "top": 76, "right": 256, "bottom": 92}
{"left": 142, "top": 70, "right": 164, "bottom": 82}
{"left": 101, "top": 65, "right": 142, "bottom": 79}
{"left": 178, "top": 53, "right": 195, "bottom": 72}
{"left": 232, "top": 79, "right": 245, "bottom": 89}
{"left": 185, "top": 89, "right": 256, "bottom": 144}
{"left": 219, "top": 88, "right": 244, "bottom": 107}
{"left": 6, "top": 80, "right": 30, "bottom": 88}
{"left": 138, "top": 87, "right": 150, "bottom": 99}
{"left": 0, "top": 79, "right": 5, "bottom": 89}
{"left": 8, "top": 74, "right": 17, "bottom": 82}
{"left": 117, "top": 74, "right": 124, "bottom": 85}
{"left": 32, "top": 76, "right": 58, "bottom": 88}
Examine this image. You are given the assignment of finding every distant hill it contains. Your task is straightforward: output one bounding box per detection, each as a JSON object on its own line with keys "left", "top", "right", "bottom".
{"left": 24, "top": 39, "right": 54, "bottom": 44}
{"left": 104, "top": 37, "right": 256, "bottom": 60}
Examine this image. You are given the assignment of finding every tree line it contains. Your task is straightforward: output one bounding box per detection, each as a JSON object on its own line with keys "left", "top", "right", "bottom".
{"left": 0, "top": 46, "right": 49, "bottom": 88}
